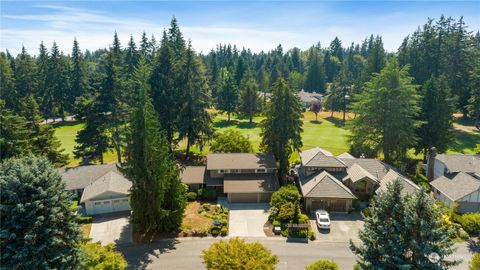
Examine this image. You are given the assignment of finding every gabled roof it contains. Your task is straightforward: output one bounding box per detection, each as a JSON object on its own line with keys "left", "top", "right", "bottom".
{"left": 300, "top": 171, "right": 356, "bottom": 199}
{"left": 337, "top": 152, "right": 355, "bottom": 159}
{"left": 59, "top": 163, "right": 120, "bottom": 190}
{"left": 300, "top": 147, "right": 346, "bottom": 168}
{"left": 339, "top": 158, "right": 392, "bottom": 180}
{"left": 376, "top": 170, "right": 420, "bottom": 196}
{"left": 297, "top": 90, "right": 322, "bottom": 104}
{"left": 206, "top": 153, "right": 276, "bottom": 170}
{"left": 180, "top": 166, "right": 206, "bottom": 184}
{"left": 80, "top": 171, "right": 132, "bottom": 203}
{"left": 224, "top": 173, "right": 279, "bottom": 193}
{"left": 345, "top": 163, "right": 378, "bottom": 183}
{"left": 431, "top": 172, "right": 480, "bottom": 201}
{"left": 436, "top": 154, "right": 480, "bottom": 174}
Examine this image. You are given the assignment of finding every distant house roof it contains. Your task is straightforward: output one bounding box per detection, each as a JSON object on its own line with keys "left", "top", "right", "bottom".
{"left": 436, "top": 154, "right": 480, "bottom": 174}
{"left": 300, "top": 147, "right": 346, "bottom": 168}
{"left": 80, "top": 171, "right": 132, "bottom": 203}
{"left": 224, "top": 173, "right": 279, "bottom": 193}
{"left": 431, "top": 172, "right": 480, "bottom": 201}
{"left": 339, "top": 158, "right": 392, "bottom": 180}
{"left": 297, "top": 90, "right": 322, "bottom": 104}
{"left": 345, "top": 163, "right": 379, "bottom": 183}
{"left": 59, "top": 163, "right": 120, "bottom": 191}
{"left": 299, "top": 171, "right": 356, "bottom": 199}
{"left": 337, "top": 152, "right": 355, "bottom": 159}
{"left": 376, "top": 170, "right": 420, "bottom": 196}
{"left": 206, "top": 153, "right": 276, "bottom": 170}
{"left": 180, "top": 166, "right": 206, "bottom": 184}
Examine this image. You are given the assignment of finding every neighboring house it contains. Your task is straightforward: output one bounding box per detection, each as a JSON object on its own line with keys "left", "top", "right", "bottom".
{"left": 428, "top": 152, "right": 480, "bottom": 213}
{"left": 297, "top": 147, "right": 419, "bottom": 212}
{"left": 60, "top": 164, "right": 132, "bottom": 215}
{"left": 297, "top": 89, "right": 322, "bottom": 109}
{"left": 181, "top": 153, "right": 279, "bottom": 203}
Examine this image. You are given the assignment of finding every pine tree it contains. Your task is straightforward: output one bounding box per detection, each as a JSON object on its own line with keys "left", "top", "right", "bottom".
{"left": 0, "top": 156, "right": 82, "bottom": 268}
{"left": 126, "top": 35, "right": 139, "bottom": 77}
{"left": 140, "top": 32, "right": 149, "bottom": 59}
{"left": 349, "top": 59, "right": 420, "bottom": 163}
{"left": 216, "top": 68, "right": 239, "bottom": 121}
{"left": 122, "top": 58, "right": 186, "bottom": 233}
{"left": 20, "top": 95, "right": 69, "bottom": 167}
{"left": 0, "top": 52, "right": 17, "bottom": 112}
{"left": 260, "top": 78, "right": 303, "bottom": 182}
{"left": 366, "top": 36, "right": 386, "bottom": 75}
{"left": 46, "top": 42, "right": 71, "bottom": 120}
{"left": 14, "top": 47, "right": 38, "bottom": 104}
{"left": 0, "top": 100, "right": 31, "bottom": 160}
{"left": 416, "top": 75, "right": 455, "bottom": 159}
{"left": 71, "top": 38, "right": 87, "bottom": 100}
{"left": 304, "top": 48, "right": 326, "bottom": 92}
{"left": 239, "top": 70, "right": 259, "bottom": 124}
{"left": 177, "top": 45, "right": 214, "bottom": 156}
{"left": 467, "top": 32, "right": 480, "bottom": 128}
{"left": 37, "top": 42, "right": 50, "bottom": 119}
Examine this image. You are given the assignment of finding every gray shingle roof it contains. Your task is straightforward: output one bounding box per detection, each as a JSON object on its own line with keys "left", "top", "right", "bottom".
{"left": 431, "top": 172, "right": 480, "bottom": 201}
{"left": 59, "top": 163, "right": 120, "bottom": 190}
{"left": 300, "top": 171, "right": 356, "bottom": 199}
{"left": 300, "top": 147, "right": 346, "bottom": 168}
{"left": 206, "top": 153, "right": 276, "bottom": 170}
{"left": 180, "top": 166, "right": 206, "bottom": 184}
{"left": 80, "top": 171, "right": 132, "bottom": 203}
{"left": 436, "top": 154, "right": 480, "bottom": 174}
{"left": 376, "top": 170, "right": 420, "bottom": 196}
{"left": 337, "top": 152, "right": 355, "bottom": 159}
{"left": 297, "top": 90, "right": 322, "bottom": 104}
{"left": 346, "top": 163, "right": 379, "bottom": 183}
{"left": 340, "top": 158, "right": 392, "bottom": 180}
{"left": 224, "top": 173, "right": 279, "bottom": 193}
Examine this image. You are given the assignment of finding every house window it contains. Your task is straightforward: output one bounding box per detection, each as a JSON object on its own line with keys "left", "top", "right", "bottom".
{"left": 218, "top": 169, "right": 226, "bottom": 174}
{"left": 256, "top": 169, "right": 267, "bottom": 173}
{"left": 94, "top": 202, "right": 101, "bottom": 205}
{"left": 230, "top": 169, "right": 240, "bottom": 173}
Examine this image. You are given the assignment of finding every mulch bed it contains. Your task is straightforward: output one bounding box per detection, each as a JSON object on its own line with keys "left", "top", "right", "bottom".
{"left": 263, "top": 221, "right": 276, "bottom": 237}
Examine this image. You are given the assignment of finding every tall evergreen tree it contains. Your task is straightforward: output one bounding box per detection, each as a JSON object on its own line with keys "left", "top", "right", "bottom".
{"left": 37, "top": 42, "right": 50, "bottom": 119}
{"left": 304, "top": 48, "right": 326, "bottom": 92}
{"left": 0, "top": 52, "right": 17, "bottom": 112}
{"left": 126, "top": 35, "right": 139, "bottom": 77}
{"left": 239, "top": 70, "right": 259, "bottom": 124}
{"left": 260, "top": 78, "right": 303, "bottom": 182}
{"left": 0, "top": 156, "right": 82, "bottom": 268}
{"left": 0, "top": 100, "right": 31, "bottom": 160}
{"left": 46, "top": 42, "right": 71, "bottom": 120}
{"left": 366, "top": 36, "right": 386, "bottom": 75}
{"left": 70, "top": 38, "right": 87, "bottom": 100}
{"left": 216, "top": 68, "right": 239, "bottom": 121}
{"left": 123, "top": 59, "right": 186, "bottom": 232}
{"left": 416, "top": 75, "right": 455, "bottom": 159}
{"left": 350, "top": 59, "right": 420, "bottom": 164}
{"left": 14, "top": 47, "right": 38, "bottom": 104}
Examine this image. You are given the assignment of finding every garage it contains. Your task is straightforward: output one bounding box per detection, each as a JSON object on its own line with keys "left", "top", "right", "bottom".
{"left": 224, "top": 173, "right": 279, "bottom": 204}
{"left": 310, "top": 198, "right": 350, "bottom": 212}
{"left": 80, "top": 171, "right": 132, "bottom": 216}
{"left": 229, "top": 192, "right": 273, "bottom": 203}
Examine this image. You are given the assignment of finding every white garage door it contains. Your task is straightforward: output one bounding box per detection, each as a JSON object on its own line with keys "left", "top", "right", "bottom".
{"left": 112, "top": 198, "right": 130, "bottom": 212}
{"left": 91, "top": 200, "right": 113, "bottom": 215}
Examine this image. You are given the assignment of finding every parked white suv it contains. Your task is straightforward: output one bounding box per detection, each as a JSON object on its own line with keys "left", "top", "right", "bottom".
{"left": 315, "top": 210, "right": 331, "bottom": 230}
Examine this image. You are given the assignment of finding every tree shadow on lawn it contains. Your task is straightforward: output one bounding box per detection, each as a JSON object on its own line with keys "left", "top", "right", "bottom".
{"left": 448, "top": 129, "right": 480, "bottom": 153}
{"left": 51, "top": 120, "right": 81, "bottom": 128}
{"left": 309, "top": 120, "right": 322, "bottom": 124}
{"left": 325, "top": 117, "right": 347, "bottom": 128}
{"left": 213, "top": 119, "right": 257, "bottom": 129}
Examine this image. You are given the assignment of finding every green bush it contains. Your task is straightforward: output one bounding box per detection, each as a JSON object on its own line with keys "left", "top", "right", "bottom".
{"left": 202, "top": 203, "right": 211, "bottom": 211}
{"left": 270, "top": 185, "right": 301, "bottom": 209}
{"left": 353, "top": 264, "right": 361, "bottom": 270}
{"left": 277, "top": 202, "right": 300, "bottom": 222}
{"left": 352, "top": 199, "right": 360, "bottom": 210}
{"left": 361, "top": 207, "right": 371, "bottom": 218}
{"left": 308, "top": 231, "right": 316, "bottom": 241}
{"left": 289, "top": 229, "right": 308, "bottom": 238}
{"left": 220, "top": 226, "right": 228, "bottom": 236}
{"left": 197, "top": 188, "right": 203, "bottom": 198}
{"left": 272, "top": 220, "right": 281, "bottom": 227}
{"left": 470, "top": 252, "right": 480, "bottom": 270}
{"left": 186, "top": 192, "right": 197, "bottom": 201}
{"left": 79, "top": 216, "right": 93, "bottom": 224}
{"left": 211, "top": 228, "right": 219, "bottom": 236}
{"left": 456, "top": 213, "right": 480, "bottom": 235}
{"left": 210, "top": 130, "right": 253, "bottom": 153}
{"left": 298, "top": 214, "right": 309, "bottom": 224}
{"left": 306, "top": 259, "right": 339, "bottom": 270}
{"left": 203, "top": 188, "right": 218, "bottom": 200}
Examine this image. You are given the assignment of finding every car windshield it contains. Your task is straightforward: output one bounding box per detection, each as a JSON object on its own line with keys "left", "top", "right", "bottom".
{"left": 319, "top": 218, "right": 329, "bottom": 223}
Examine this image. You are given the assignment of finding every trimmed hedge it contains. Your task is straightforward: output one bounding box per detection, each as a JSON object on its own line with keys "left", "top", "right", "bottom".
{"left": 306, "top": 259, "right": 339, "bottom": 270}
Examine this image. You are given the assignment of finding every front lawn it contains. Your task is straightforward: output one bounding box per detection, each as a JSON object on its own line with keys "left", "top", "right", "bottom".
{"left": 180, "top": 202, "right": 221, "bottom": 236}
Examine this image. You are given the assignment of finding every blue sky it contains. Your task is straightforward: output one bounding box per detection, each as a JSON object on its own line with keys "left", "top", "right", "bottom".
{"left": 1, "top": 1, "right": 479, "bottom": 55}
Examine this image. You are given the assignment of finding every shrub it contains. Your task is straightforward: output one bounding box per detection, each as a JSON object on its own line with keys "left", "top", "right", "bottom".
{"left": 308, "top": 231, "right": 316, "bottom": 241}
{"left": 272, "top": 220, "right": 281, "bottom": 227}
{"left": 80, "top": 241, "right": 127, "bottom": 269}
{"left": 470, "top": 253, "right": 480, "bottom": 270}
{"left": 79, "top": 216, "right": 93, "bottom": 224}
{"left": 197, "top": 188, "right": 203, "bottom": 198}
{"left": 298, "top": 214, "right": 309, "bottom": 224}
{"left": 456, "top": 213, "right": 480, "bottom": 235}
{"left": 210, "top": 130, "right": 253, "bottom": 153}
{"left": 202, "top": 203, "right": 211, "bottom": 211}
{"left": 186, "top": 192, "right": 197, "bottom": 201}
{"left": 210, "top": 228, "right": 219, "bottom": 236}
{"left": 277, "top": 202, "right": 300, "bottom": 222}
{"left": 270, "top": 185, "right": 301, "bottom": 209}
{"left": 288, "top": 229, "right": 308, "bottom": 238}
{"left": 361, "top": 207, "right": 371, "bottom": 218}
{"left": 203, "top": 188, "right": 218, "bottom": 200}
{"left": 352, "top": 199, "right": 360, "bottom": 210}
{"left": 202, "top": 238, "right": 279, "bottom": 270}
{"left": 220, "top": 227, "right": 228, "bottom": 236}
{"left": 306, "top": 259, "right": 339, "bottom": 270}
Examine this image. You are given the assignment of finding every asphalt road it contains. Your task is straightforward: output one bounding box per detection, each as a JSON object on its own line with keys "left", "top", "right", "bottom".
{"left": 117, "top": 237, "right": 478, "bottom": 270}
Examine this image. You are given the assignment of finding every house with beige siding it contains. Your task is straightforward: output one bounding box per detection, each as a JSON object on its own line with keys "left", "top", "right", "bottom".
{"left": 181, "top": 153, "right": 279, "bottom": 203}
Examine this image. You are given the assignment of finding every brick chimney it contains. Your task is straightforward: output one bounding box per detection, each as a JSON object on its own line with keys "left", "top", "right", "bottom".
{"left": 427, "top": 147, "right": 437, "bottom": 181}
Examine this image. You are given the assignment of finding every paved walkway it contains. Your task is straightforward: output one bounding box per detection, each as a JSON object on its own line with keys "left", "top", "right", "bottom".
{"left": 228, "top": 203, "right": 270, "bottom": 237}
{"left": 89, "top": 212, "right": 132, "bottom": 245}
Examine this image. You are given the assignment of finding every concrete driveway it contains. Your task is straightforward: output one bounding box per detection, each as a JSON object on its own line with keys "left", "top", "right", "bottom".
{"left": 310, "top": 211, "right": 364, "bottom": 242}
{"left": 89, "top": 212, "right": 132, "bottom": 245}
{"left": 228, "top": 203, "right": 269, "bottom": 237}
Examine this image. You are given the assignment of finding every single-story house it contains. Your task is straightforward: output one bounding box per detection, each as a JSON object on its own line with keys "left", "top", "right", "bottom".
{"left": 299, "top": 170, "right": 356, "bottom": 212}
{"left": 60, "top": 163, "right": 132, "bottom": 215}
{"left": 180, "top": 153, "right": 279, "bottom": 203}
{"left": 431, "top": 172, "right": 480, "bottom": 213}
{"left": 297, "top": 89, "right": 322, "bottom": 109}
{"left": 427, "top": 152, "right": 480, "bottom": 180}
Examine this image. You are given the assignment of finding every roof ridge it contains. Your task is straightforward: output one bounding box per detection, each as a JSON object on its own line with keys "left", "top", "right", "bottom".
{"left": 307, "top": 171, "right": 355, "bottom": 198}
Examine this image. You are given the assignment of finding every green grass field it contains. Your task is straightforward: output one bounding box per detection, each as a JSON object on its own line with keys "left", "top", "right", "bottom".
{"left": 54, "top": 111, "right": 478, "bottom": 167}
